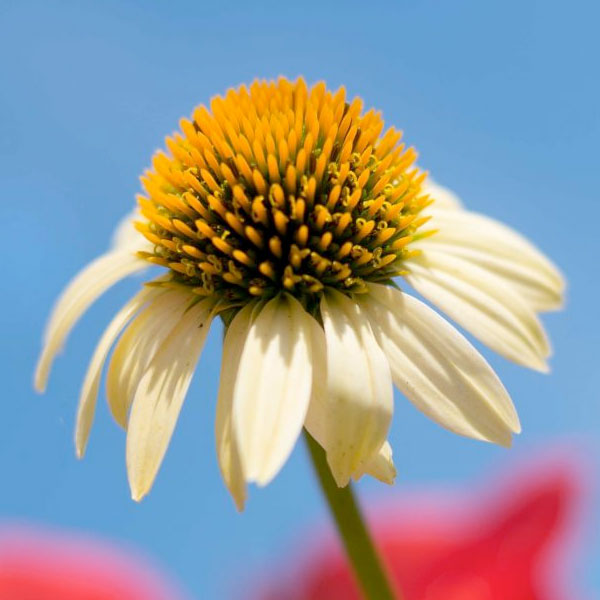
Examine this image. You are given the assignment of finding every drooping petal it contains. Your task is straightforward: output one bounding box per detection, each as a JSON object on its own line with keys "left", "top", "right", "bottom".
{"left": 361, "top": 283, "right": 520, "bottom": 447}
{"left": 314, "top": 289, "right": 393, "bottom": 487}
{"left": 353, "top": 441, "right": 397, "bottom": 485}
{"left": 126, "top": 297, "right": 216, "bottom": 501}
{"left": 404, "top": 249, "right": 550, "bottom": 371}
{"left": 302, "top": 313, "right": 328, "bottom": 451}
{"left": 105, "top": 288, "right": 192, "bottom": 428}
{"left": 418, "top": 207, "right": 565, "bottom": 312}
{"left": 75, "top": 286, "right": 158, "bottom": 458}
{"left": 215, "top": 301, "right": 259, "bottom": 510}
{"left": 303, "top": 314, "right": 396, "bottom": 486}
{"left": 34, "top": 250, "right": 147, "bottom": 392}
{"left": 232, "top": 294, "right": 315, "bottom": 486}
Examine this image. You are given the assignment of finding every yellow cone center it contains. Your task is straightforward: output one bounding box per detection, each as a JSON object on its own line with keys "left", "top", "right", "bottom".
{"left": 136, "top": 77, "right": 431, "bottom": 304}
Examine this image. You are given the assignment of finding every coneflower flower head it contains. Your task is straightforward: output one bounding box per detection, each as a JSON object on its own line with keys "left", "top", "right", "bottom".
{"left": 35, "top": 77, "right": 564, "bottom": 509}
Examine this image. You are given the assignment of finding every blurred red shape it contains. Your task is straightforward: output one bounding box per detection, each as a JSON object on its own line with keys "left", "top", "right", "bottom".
{"left": 259, "top": 452, "right": 587, "bottom": 600}
{"left": 0, "top": 527, "right": 184, "bottom": 600}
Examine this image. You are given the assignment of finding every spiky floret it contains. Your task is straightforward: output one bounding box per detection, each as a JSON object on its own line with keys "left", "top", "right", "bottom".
{"left": 136, "top": 77, "right": 432, "bottom": 306}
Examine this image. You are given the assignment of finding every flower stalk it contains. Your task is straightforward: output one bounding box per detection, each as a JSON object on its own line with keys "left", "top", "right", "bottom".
{"left": 304, "top": 430, "right": 400, "bottom": 600}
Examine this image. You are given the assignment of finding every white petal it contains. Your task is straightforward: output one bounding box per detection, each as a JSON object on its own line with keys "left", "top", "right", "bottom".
{"left": 75, "top": 286, "right": 157, "bottom": 458}
{"left": 303, "top": 316, "right": 396, "bottom": 485}
{"left": 420, "top": 238, "right": 563, "bottom": 313}
{"left": 215, "top": 302, "right": 260, "bottom": 510}
{"left": 315, "top": 289, "right": 393, "bottom": 487}
{"left": 418, "top": 207, "right": 565, "bottom": 312}
{"left": 302, "top": 314, "right": 328, "bottom": 449}
{"left": 361, "top": 284, "right": 520, "bottom": 447}
{"left": 111, "top": 209, "right": 153, "bottom": 252}
{"left": 106, "top": 288, "right": 192, "bottom": 428}
{"left": 404, "top": 249, "right": 550, "bottom": 371}
{"left": 353, "top": 440, "right": 396, "bottom": 485}
{"left": 232, "top": 294, "right": 315, "bottom": 486}
{"left": 34, "top": 250, "right": 147, "bottom": 392}
{"left": 422, "top": 180, "right": 463, "bottom": 210}
{"left": 126, "top": 297, "right": 216, "bottom": 501}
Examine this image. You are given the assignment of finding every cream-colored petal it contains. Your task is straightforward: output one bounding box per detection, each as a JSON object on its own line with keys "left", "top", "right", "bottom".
{"left": 110, "top": 210, "right": 149, "bottom": 251}
{"left": 126, "top": 297, "right": 216, "bottom": 501}
{"left": 34, "top": 250, "right": 147, "bottom": 392}
{"left": 361, "top": 284, "right": 520, "bottom": 447}
{"left": 106, "top": 288, "right": 192, "bottom": 428}
{"left": 353, "top": 440, "right": 396, "bottom": 485}
{"left": 232, "top": 294, "right": 315, "bottom": 486}
{"left": 419, "top": 239, "right": 563, "bottom": 312}
{"left": 302, "top": 314, "right": 328, "bottom": 450}
{"left": 418, "top": 207, "right": 565, "bottom": 312}
{"left": 215, "top": 302, "right": 260, "bottom": 510}
{"left": 422, "top": 180, "right": 463, "bottom": 210}
{"left": 404, "top": 249, "right": 550, "bottom": 371}
{"left": 303, "top": 319, "right": 396, "bottom": 485}
{"left": 75, "top": 286, "right": 157, "bottom": 459}
{"left": 317, "top": 289, "right": 393, "bottom": 487}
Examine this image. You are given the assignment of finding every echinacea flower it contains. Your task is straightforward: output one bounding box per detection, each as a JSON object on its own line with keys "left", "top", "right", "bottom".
{"left": 256, "top": 453, "right": 585, "bottom": 600}
{"left": 35, "top": 78, "right": 564, "bottom": 508}
{"left": 0, "top": 526, "right": 185, "bottom": 600}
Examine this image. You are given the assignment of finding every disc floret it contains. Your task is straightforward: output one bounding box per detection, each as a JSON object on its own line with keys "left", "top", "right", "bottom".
{"left": 136, "top": 78, "right": 432, "bottom": 305}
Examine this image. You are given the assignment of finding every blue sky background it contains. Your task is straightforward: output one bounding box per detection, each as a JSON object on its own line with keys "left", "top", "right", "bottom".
{"left": 1, "top": 0, "right": 598, "bottom": 597}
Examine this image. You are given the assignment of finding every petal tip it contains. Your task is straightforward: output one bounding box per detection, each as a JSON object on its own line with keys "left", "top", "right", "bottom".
{"left": 130, "top": 486, "right": 146, "bottom": 503}
{"left": 127, "top": 464, "right": 150, "bottom": 503}
{"left": 519, "top": 353, "right": 551, "bottom": 374}
{"left": 33, "top": 363, "right": 48, "bottom": 394}
{"left": 327, "top": 460, "right": 351, "bottom": 488}
{"left": 508, "top": 410, "right": 522, "bottom": 435}
{"left": 255, "top": 471, "right": 277, "bottom": 488}
{"left": 387, "top": 466, "right": 398, "bottom": 485}
{"left": 535, "top": 361, "right": 551, "bottom": 375}
{"left": 33, "top": 381, "right": 46, "bottom": 394}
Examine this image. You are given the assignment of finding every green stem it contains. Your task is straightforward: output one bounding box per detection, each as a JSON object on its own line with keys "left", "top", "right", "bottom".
{"left": 304, "top": 431, "right": 400, "bottom": 600}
